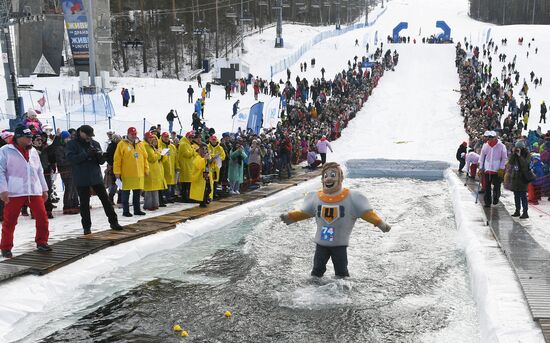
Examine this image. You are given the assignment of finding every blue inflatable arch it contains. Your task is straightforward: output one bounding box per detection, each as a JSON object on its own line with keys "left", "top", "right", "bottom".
{"left": 392, "top": 22, "right": 408, "bottom": 43}
{"left": 435, "top": 20, "right": 451, "bottom": 42}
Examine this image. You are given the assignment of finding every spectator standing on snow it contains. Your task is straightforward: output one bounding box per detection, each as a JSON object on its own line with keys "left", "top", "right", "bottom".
{"left": 104, "top": 134, "right": 122, "bottom": 205}
{"left": 197, "top": 74, "right": 202, "bottom": 88}
{"left": 55, "top": 131, "right": 80, "bottom": 214}
{"left": 121, "top": 88, "right": 127, "bottom": 107}
{"left": 316, "top": 135, "right": 333, "bottom": 165}
{"left": 113, "top": 127, "right": 148, "bottom": 217}
{"left": 225, "top": 83, "right": 231, "bottom": 100}
{"left": 540, "top": 101, "right": 547, "bottom": 124}
{"left": 508, "top": 142, "right": 530, "bottom": 219}
{"left": 479, "top": 131, "right": 507, "bottom": 208}
{"left": 123, "top": 88, "right": 130, "bottom": 107}
{"left": 187, "top": 85, "right": 194, "bottom": 103}
{"left": 194, "top": 98, "right": 203, "bottom": 119}
{"left": 166, "top": 109, "right": 177, "bottom": 133}
{"left": 205, "top": 82, "right": 211, "bottom": 98}
{"left": 321, "top": 67, "right": 326, "bottom": 79}
{"left": 66, "top": 125, "right": 123, "bottom": 234}
{"left": 232, "top": 100, "right": 240, "bottom": 118}
{"left": 456, "top": 141, "right": 467, "bottom": 173}
{"left": 130, "top": 87, "right": 135, "bottom": 103}
{"left": 0, "top": 126, "right": 51, "bottom": 258}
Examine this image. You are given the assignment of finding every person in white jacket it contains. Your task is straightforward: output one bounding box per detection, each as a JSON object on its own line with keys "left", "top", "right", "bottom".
{"left": 465, "top": 148, "right": 480, "bottom": 179}
{"left": 0, "top": 126, "right": 51, "bottom": 258}
{"left": 316, "top": 135, "right": 333, "bottom": 165}
{"left": 479, "top": 131, "right": 508, "bottom": 207}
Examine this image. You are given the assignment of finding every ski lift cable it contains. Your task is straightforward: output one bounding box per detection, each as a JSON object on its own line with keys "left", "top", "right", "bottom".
{"left": 111, "top": 0, "right": 256, "bottom": 18}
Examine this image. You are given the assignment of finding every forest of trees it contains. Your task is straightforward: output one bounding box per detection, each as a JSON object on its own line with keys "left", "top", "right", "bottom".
{"left": 109, "top": 0, "right": 375, "bottom": 78}
{"left": 469, "top": 0, "right": 550, "bottom": 25}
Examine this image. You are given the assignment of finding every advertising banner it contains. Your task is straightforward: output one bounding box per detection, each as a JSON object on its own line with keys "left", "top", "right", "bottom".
{"left": 62, "top": 0, "right": 89, "bottom": 65}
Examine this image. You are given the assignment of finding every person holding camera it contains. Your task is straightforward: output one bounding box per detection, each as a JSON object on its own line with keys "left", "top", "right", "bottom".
{"left": 66, "top": 125, "right": 123, "bottom": 235}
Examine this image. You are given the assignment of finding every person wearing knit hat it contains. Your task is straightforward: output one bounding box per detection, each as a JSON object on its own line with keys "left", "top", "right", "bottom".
{"left": 0, "top": 131, "right": 14, "bottom": 145}
{"left": 113, "top": 127, "right": 148, "bottom": 217}
{"left": 55, "top": 130, "right": 80, "bottom": 214}
{"left": 0, "top": 126, "right": 51, "bottom": 258}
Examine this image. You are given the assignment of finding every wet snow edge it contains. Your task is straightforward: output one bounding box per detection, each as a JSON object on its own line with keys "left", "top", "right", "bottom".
{"left": 446, "top": 170, "right": 544, "bottom": 343}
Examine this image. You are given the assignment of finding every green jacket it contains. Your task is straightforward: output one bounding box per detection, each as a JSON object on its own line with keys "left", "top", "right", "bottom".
{"left": 509, "top": 153, "right": 530, "bottom": 192}
{"left": 228, "top": 149, "right": 247, "bottom": 183}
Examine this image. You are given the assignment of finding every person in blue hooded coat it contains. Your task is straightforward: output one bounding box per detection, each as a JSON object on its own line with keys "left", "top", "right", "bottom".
{"left": 194, "top": 98, "right": 203, "bottom": 119}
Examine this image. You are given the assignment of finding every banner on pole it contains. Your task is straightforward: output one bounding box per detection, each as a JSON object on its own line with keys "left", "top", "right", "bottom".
{"left": 62, "top": 0, "right": 89, "bottom": 65}
{"left": 247, "top": 102, "right": 264, "bottom": 135}
{"left": 263, "top": 98, "right": 280, "bottom": 129}
{"left": 232, "top": 107, "right": 250, "bottom": 132}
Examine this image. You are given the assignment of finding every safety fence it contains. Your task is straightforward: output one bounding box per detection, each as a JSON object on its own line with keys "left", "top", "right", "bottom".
{"left": 36, "top": 115, "right": 159, "bottom": 138}
{"left": 269, "top": 6, "right": 388, "bottom": 78}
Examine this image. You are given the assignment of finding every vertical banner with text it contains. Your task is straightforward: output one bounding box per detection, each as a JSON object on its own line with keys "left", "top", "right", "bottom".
{"left": 62, "top": 0, "right": 89, "bottom": 65}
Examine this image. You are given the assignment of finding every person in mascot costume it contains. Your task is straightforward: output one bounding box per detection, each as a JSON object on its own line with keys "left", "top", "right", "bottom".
{"left": 281, "top": 162, "right": 391, "bottom": 277}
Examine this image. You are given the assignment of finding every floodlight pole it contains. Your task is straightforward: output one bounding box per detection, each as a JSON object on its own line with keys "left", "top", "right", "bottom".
{"left": 365, "top": 0, "right": 368, "bottom": 25}
{"left": 274, "top": 0, "right": 283, "bottom": 47}
{"left": 240, "top": 0, "right": 244, "bottom": 53}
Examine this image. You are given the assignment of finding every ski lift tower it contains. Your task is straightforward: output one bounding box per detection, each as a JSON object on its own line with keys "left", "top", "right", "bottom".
{"left": 0, "top": 0, "right": 22, "bottom": 127}
{"left": 274, "top": 0, "right": 283, "bottom": 47}
{"left": 1, "top": 3, "right": 47, "bottom": 128}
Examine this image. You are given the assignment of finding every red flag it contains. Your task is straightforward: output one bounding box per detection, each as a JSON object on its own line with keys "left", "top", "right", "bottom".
{"left": 37, "top": 95, "right": 46, "bottom": 107}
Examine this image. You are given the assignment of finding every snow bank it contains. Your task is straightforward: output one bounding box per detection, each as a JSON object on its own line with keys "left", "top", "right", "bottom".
{"left": 446, "top": 170, "right": 544, "bottom": 343}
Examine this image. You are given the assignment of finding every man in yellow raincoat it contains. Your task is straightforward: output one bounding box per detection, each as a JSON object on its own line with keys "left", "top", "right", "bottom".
{"left": 207, "top": 135, "right": 226, "bottom": 199}
{"left": 113, "top": 127, "right": 149, "bottom": 217}
{"left": 159, "top": 132, "right": 177, "bottom": 203}
{"left": 190, "top": 143, "right": 215, "bottom": 208}
{"left": 176, "top": 131, "right": 197, "bottom": 203}
{"left": 143, "top": 132, "right": 167, "bottom": 210}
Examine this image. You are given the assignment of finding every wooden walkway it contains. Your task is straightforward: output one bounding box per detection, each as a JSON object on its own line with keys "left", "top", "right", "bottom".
{"left": 462, "top": 173, "right": 550, "bottom": 342}
{"left": 0, "top": 169, "right": 321, "bottom": 283}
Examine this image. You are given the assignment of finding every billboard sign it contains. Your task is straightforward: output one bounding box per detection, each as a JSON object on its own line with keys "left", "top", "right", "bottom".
{"left": 62, "top": 0, "right": 89, "bottom": 65}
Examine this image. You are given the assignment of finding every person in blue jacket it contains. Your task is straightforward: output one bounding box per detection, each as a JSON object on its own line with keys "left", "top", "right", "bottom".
{"left": 194, "top": 98, "right": 203, "bottom": 119}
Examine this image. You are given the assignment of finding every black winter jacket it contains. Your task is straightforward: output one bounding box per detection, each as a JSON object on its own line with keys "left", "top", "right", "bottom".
{"left": 66, "top": 133, "right": 105, "bottom": 187}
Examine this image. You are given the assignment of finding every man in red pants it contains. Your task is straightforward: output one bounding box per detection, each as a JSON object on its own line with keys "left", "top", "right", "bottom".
{"left": 0, "top": 126, "right": 51, "bottom": 258}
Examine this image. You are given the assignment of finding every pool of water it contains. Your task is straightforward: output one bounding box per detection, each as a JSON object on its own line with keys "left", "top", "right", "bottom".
{"left": 35, "top": 178, "right": 479, "bottom": 342}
